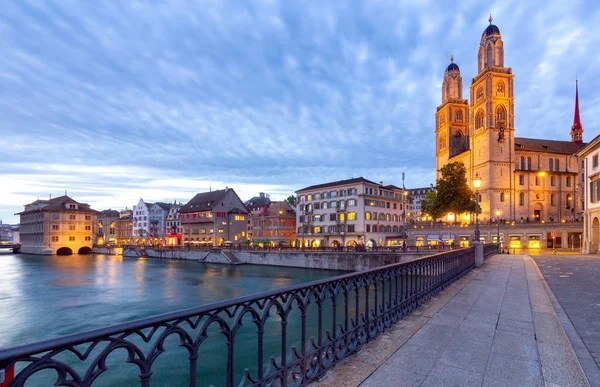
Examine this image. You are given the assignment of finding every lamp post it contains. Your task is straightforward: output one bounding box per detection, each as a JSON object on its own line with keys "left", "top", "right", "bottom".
{"left": 473, "top": 174, "right": 482, "bottom": 242}
{"left": 495, "top": 209, "right": 501, "bottom": 253}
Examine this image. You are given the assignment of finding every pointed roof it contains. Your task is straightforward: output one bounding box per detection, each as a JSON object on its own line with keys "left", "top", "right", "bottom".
{"left": 571, "top": 79, "right": 583, "bottom": 144}
{"left": 179, "top": 189, "right": 228, "bottom": 213}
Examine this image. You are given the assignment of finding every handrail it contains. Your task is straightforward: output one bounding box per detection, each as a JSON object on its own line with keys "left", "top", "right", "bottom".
{"left": 0, "top": 247, "right": 477, "bottom": 386}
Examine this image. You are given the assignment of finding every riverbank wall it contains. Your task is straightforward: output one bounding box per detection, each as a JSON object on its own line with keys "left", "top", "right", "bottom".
{"left": 118, "top": 248, "right": 432, "bottom": 271}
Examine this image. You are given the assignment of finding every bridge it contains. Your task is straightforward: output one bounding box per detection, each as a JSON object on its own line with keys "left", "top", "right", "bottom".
{"left": 0, "top": 244, "right": 20, "bottom": 253}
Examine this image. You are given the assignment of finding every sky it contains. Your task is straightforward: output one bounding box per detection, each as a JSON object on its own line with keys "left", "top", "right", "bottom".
{"left": 1, "top": 0, "right": 599, "bottom": 224}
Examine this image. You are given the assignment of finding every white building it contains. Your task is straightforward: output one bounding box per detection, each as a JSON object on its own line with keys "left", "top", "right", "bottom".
{"left": 295, "top": 177, "right": 409, "bottom": 248}
{"left": 575, "top": 136, "right": 600, "bottom": 253}
{"left": 166, "top": 202, "right": 182, "bottom": 245}
{"left": 406, "top": 186, "right": 435, "bottom": 223}
{"left": 132, "top": 199, "right": 152, "bottom": 243}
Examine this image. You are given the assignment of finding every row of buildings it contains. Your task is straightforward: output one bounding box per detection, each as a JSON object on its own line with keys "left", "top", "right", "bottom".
{"left": 12, "top": 18, "right": 600, "bottom": 255}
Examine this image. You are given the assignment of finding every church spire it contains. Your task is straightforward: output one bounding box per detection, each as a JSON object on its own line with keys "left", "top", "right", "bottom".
{"left": 571, "top": 78, "right": 583, "bottom": 144}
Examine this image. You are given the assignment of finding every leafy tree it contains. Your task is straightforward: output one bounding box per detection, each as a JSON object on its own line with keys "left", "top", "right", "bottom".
{"left": 421, "top": 162, "right": 476, "bottom": 221}
{"left": 285, "top": 195, "right": 297, "bottom": 204}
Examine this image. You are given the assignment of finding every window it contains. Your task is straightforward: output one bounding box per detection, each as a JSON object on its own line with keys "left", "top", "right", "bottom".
{"left": 554, "top": 159, "right": 559, "bottom": 171}
{"left": 535, "top": 176, "right": 540, "bottom": 186}
{"left": 347, "top": 225, "right": 355, "bottom": 233}
{"left": 476, "top": 110, "right": 484, "bottom": 129}
{"left": 500, "top": 193, "right": 505, "bottom": 202}
{"left": 348, "top": 199, "right": 357, "bottom": 206}
{"left": 527, "top": 157, "right": 532, "bottom": 170}
{"left": 234, "top": 215, "right": 245, "bottom": 221}
{"left": 329, "top": 214, "right": 336, "bottom": 221}
{"left": 456, "top": 110, "right": 463, "bottom": 122}
{"left": 69, "top": 225, "right": 76, "bottom": 231}
{"left": 566, "top": 194, "right": 572, "bottom": 209}
{"left": 519, "top": 175, "right": 524, "bottom": 185}
{"left": 551, "top": 176, "right": 556, "bottom": 186}
{"left": 85, "top": 215, "right": 91, "bottom": 220}
{"left": 69, "top": 236, "right": 76, "bottom": 242}
{"left": 85, "top": 236, "right": 92, "bottom": 241}
{"left": 477, "top": 87, "right": 484, "bottom": 100}
{"left": 519, "top": 193, "right": 525, "bottom": 206}
{"left": 365, "top": 211, "right": 371, "bottom": 220}
{"left": 551, "top": 194, "right": 556, "bottom": 206}
{"left": 497, "top": 81, "right": 505, "bottom": 93}
{"left": 566, "top": 176, "right": 572, "bottom": 187}
{"left": 519, "top": 157, "right": 525, "bottom": 170}
{"left": 314, "top": 202, "right": 320, "bottom": 210}
{"left": 52, "top": 224, "right": 59, "bottom": 230}
{"left": 51, "top": 236, "right": 59, "bottom": 242}
{"left": 496, "top": 105, "right": 506, "bottom": 122}
{"left": 373, "top": 212, "right": 378, "bottom": 221}
{"left": 366, "top": 225, "right": 371, "bottom": 232}
{"left": 339, "top": 213, "right": 345, "bottom": 221}
{"left": 69, "top": 215, "right": 76, "bottom": 220}
{"left": 549, "top": 158, "right": 554, "bottom": 171}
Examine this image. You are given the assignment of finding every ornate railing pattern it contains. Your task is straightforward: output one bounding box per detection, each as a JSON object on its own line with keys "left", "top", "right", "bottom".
{"left": 0, "top": 248, "right": 476, "bottom": 387}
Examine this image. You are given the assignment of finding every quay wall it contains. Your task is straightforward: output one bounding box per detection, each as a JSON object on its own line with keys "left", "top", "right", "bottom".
{"left": 135, "top": 249, "right": 431, "bottom": 271}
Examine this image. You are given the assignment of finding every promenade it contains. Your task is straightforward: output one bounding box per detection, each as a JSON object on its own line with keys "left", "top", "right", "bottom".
{"left": 316, "top": 254, "right": 594, "bottom": 386}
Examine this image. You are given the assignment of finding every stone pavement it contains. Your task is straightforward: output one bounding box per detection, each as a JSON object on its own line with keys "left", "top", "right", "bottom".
{"left": 532, "top": 254, "right": 600, "bottom": 384}
{"left": 317, "top": 254, "right": 591, "bottom": 387}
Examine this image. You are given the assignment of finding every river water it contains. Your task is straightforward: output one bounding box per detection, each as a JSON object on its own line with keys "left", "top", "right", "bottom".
{"left": 0, "top": 253, "right": 344, "bottom": 386}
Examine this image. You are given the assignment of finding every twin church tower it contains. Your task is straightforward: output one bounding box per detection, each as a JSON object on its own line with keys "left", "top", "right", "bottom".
{"left": 435, "top": 16, "right": 585, "bottom": 224}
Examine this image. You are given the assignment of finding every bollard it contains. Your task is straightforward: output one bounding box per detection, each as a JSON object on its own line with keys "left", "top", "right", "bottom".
{"left": 0, "top": 365, "right": 15, "bottom": 387}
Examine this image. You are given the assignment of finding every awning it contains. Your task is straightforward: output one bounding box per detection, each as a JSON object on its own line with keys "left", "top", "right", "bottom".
{"left": 441, "top": 233, "right": 455, "bottom": 240}
{"left": 427, "top": 234, "right": 440, "bottom": 240}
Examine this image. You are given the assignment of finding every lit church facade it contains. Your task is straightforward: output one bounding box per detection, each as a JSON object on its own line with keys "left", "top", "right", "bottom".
{"left": 435, "top": 17, "right": 586, "bottom": 224}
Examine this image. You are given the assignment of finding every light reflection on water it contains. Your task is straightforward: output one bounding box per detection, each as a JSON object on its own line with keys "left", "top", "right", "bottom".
{"left": 0, "top": 253, "right": 342, "bottom": 350}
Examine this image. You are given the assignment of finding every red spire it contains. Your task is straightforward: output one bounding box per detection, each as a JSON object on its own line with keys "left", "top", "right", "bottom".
{"left": 571, "top": 79, "right": 583, "bottom": 144}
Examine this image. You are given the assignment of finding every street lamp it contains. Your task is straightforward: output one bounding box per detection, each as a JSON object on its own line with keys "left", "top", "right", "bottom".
{"left": 495, "top": 209, "right": 501, "bottom": 252}
{"left": 473, "top": 174, "right": 482, "bottom": 241}
{"left": 402, "top": 190, "right": 408, "bottom": 226}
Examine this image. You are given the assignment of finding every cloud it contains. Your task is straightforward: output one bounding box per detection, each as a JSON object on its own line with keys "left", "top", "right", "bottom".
{"left": 1, "top": 0, "right": 599, "bottom": 223}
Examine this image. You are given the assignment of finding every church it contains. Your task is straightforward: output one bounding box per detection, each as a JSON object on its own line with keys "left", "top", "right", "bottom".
{"left": 435, "top": 16, "right": 586, "bottom": 224}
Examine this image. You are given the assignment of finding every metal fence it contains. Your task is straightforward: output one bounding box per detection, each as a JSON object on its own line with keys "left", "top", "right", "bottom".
{"left": 0, "top": 247, "right": 476, "bottom": 387}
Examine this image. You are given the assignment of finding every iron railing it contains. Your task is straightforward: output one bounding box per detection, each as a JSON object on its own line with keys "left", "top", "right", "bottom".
{"left": 0, "top": 248, "right": 476, "bottom": 387}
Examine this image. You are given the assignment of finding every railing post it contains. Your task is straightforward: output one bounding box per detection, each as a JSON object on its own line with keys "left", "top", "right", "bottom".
{"left": 0, "top": 365, "right": 14, "bottom": 387}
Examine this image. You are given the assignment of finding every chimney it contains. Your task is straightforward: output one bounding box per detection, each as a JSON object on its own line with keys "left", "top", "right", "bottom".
{"left": 260, "top": 192, "right": 265, "bottom": 198}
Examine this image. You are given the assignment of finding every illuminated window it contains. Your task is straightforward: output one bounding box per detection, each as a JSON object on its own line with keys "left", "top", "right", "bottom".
{"left": 365, "top": 211, "right": 371, "bottom": 220}
{"left": 314, "top": 226, "right": 321, "bottom": 233}
{"left": 234, "top": 215, "right": 245, "bottom": 221}
{"left": 347, "top": 212, "right": 356, "bottom": 221}
{"left": 339, "top": 213, "right": 345, "bottom": 221}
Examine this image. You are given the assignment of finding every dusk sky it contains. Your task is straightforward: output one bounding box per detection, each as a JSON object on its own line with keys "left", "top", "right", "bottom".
{"left": 1, "top": 0, "right": 599, "bottom": 223}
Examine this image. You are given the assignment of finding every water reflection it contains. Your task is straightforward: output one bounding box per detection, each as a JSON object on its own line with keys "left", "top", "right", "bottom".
{"left": 0, "top": 253, "right": 343, "bottom": 349}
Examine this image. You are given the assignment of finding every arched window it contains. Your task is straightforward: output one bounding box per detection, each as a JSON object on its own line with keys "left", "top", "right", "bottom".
{"left": 393, "top": 214, "right": 398, "bottom": 222}
{"left": 476, "top": 110, "right": 485, "bottom": 129}
{"left": 500, "top": 192, "right": 505, "bottom": 202}
{"left": 392, "top": 225, "right": 399, "bottom": 233}
{"left": 486, "top": 44, "right": 493, "bottom": 66}
{"left": 519, "top": 175, "right": 525, "bottom": 185}
{"left": 535, "top": 176, "right": 540, "bottom": 186}
{"left": 496, "top": 105, "right": 506, "bottom": 122}
{"left": 548, "top": 158, "right": 554, "bottom": 171}
{"left": 386, "top": 214, "right": 391, "bottom": 221}
{"left": 527, "top": 157, "right": 532, "bottom": 170}
{"left": 519, "top": 156, "right": 525, "bottom": 170}
{"left": 497, "top": 81, "right": 505, "bottom": 94}
{"left": 365, "top": 211, "right": 371, "bottom": 220}
{"left": 476, "top": 87, "right": 484, "bottom": 100}
{"left": 456, "top": 110, "right": 463, "bottom": 122}
{"left": 555, "top": 159, "right": 559, "bottom": 171}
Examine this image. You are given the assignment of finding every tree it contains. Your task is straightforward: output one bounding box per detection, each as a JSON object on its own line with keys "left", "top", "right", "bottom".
{"left": 421, "top": 162, "right": 476, "bottom": 221}
{"left": 285, "top": 195, "right": 297, "bottom": 204}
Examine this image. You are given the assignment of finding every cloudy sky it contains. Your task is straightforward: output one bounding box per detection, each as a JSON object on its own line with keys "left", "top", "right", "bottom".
{"left": 1, "top": 0, "right": 599, "bottom": 223}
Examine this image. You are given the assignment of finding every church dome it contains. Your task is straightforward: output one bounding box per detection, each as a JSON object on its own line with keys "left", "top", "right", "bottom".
{"left": 482, "top": 24, "right": 500, "bottom": 37}
{"left": 446, "top": 62, "right": 460, "bottom": 72}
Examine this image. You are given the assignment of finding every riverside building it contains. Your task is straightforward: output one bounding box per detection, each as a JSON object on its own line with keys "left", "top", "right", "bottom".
{"left": 180, "top": 188, "right": 249, "bottom": 246}
{"left": 295, "top": 177, "right": 409, "bottom": 248}
{"left": 17, "top": 195, "right": 97, "bottom": 255}
{"left": 435, "top": 16, "right": 586, "bottom": 224}
{"left": 250, "top": 201, "right": 296, "bottom": 247}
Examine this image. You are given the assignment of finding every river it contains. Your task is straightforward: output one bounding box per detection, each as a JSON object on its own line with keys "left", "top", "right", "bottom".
{"left": 0, "top": 253, "right": 345, "bottom": 386}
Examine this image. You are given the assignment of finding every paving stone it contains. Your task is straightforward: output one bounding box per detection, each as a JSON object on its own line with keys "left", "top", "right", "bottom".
{"left": 483, "top": 352, "right": 543, "bottom": 387}
{"left": 500, "top": 300, "right": 533, "bottom": 322}
{"left": 491, "top": 329, "right": 538, "bottom": 361}
{"left": 465, "top": 310, "right": 500, "bottom": 325}
{"left": 538, "top": 342, "right": 590, "bottom": 387}
{"left": 454, "top": 319, "right": 496, "bottom": 344}
{"left": 378, "top": 343, "right": 442, "bottom": 376}
{"left": 359, "top": 366, "right": 425, "bottom": 387}
{"left": 532, "top": 311, "right": 571, "bottom": 346}
{"left": 421, "top": 363, "right": 484, "bottom": 387}
{"left": 406, "top": 321, "right": 457, "bottom": 350}
{"left": 438, "top": 337, "right": 492, "bottom": 374}
{"left": 496, "top": 317, "right": 535, "bottom": 335}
